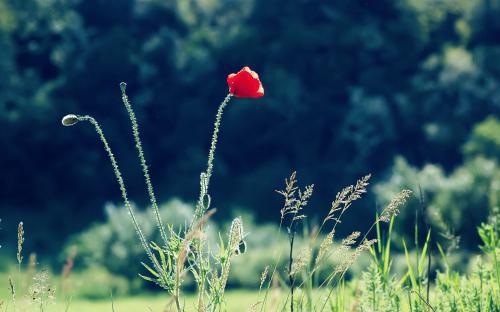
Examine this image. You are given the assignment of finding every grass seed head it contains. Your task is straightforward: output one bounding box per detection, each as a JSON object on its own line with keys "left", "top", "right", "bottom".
{"left": 259, "top": 266, "right": 269, "bottom": 291}
{"left": 379, "top": 189, "right": 412, "bottom": 222}
{"left": 17, "top": 222, "right": 24, "bottom": 266}
{"left": 290, "top": 249, "right": 311, "bottom": 276}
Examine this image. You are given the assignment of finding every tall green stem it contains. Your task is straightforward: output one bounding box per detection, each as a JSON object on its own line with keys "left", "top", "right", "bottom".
{"left": 188, "top": 93, "right": 232, "bottom": 310}
{"left": 119, "top": 83, "right": 169, "bottom": 247}
{"left": 76, "top": 115, "right": 156, "bottom": 267}
{"left": 192, "top": 93, "right": 232, "bottom": 225}
{"left": 288, "top": 222, "right": 296, "bottom": 312}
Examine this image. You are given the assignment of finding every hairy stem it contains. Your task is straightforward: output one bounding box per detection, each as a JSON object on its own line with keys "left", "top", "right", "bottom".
{"left": 76, "top": 115, "right": 156, "bottom": 267}
{"left": 119, "top": 83, "right": 169, "bottom": 247}
{"left": 192, "top": 93, "right": 232, "bottom": 225}
{"left": 205, "top": 93, "right": 232, "bottom": 187}
{"left": 190, "top": 93, "right": 232, "bottom": 311}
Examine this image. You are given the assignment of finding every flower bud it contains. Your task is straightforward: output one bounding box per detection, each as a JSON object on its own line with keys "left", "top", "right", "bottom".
{"left": 61, "top": 114, "right": 79, "bottom": 126}
{"left": 120, "top": 82, "right": 127, "bottom": 94}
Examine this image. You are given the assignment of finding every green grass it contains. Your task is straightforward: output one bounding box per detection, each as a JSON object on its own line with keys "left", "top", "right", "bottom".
{"left": 0, "top": 291, "right": 261, "bottom": 312}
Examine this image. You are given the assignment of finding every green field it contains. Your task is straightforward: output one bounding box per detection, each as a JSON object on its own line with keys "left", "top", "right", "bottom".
{"left": 1, "top": 291, "right": 260, "bottom": 312}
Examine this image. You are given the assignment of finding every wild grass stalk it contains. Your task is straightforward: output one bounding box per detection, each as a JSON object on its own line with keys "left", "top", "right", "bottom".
{"left": 8, "top": 276, "right": 15, "bottom": 308}
{"left": 418, "top": 185, "right": 433, "bottom": 304}
{"left": 17, "top": 222, "right": 23, "bottom": 273}
{"left": 287, "top": 222, "right": 296, "bottom": 312}
{"left": 15, "top": 221, "right": 24, "bottom": 310}
{"left": 273, "top": 172, "right": 313, "bottom": 311}
{"left": 259, "top": 172, "right": 299, "bottom": 311}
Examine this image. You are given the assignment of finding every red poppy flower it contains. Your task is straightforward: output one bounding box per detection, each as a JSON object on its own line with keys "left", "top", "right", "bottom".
{"left": 227, "top": 66, "right": 264, "bottom": 98}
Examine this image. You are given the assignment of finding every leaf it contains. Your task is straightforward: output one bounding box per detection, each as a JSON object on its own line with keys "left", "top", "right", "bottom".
{"left": 383, "top": 216, "right": 395, "bottom": 276}
{"left": 436, "top": 242, "right": 449, "bottom": 270}
{"left": 141, "top": 262, "right": 160, "bottom": 278}
{"left": 397, "top": 271, "right": 410, "bottom": 289}
{"left": 418, "top": 229, "right": 431, "bottom": 275}
{"left": 403, "top": 239, "right": 417, "bottom": 289}
{"left": 139, "top": 274, "right": 157, "bottom": 283}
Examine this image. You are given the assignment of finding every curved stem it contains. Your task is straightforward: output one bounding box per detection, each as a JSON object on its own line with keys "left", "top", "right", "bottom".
{"left": 120, "top": 83, "right": 169, "bottom": 247}
{"left": 205, "top": 93, "right": 232, "bottom": 184}
{"left": 192, "top": 93, "right": 232, "bottom": 225}
{"left": 77, "top": 115, "right": 156, "bottom": 267}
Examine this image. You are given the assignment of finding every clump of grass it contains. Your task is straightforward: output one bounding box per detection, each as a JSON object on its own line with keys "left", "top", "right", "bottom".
{"left": 360, "top": 262, "right": 401, "bottom": 312}
{"left": 256, "top": 171, "right": 412, "bottom": 311}
{"left": 352, "top": 194, "right": 499, "bottom": 312}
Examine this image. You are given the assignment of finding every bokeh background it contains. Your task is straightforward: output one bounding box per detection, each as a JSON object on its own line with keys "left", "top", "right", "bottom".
{"left": 0, "top": 0, "right": 499, "bottom": 297}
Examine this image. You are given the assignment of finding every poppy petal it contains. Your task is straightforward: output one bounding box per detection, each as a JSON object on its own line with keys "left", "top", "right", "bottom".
{"left": 226, "top": 67, "right": 264, "bottom": 98}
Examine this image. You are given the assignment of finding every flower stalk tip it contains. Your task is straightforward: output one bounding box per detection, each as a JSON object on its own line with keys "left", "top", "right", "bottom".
{"left": 120, "top": 82, "right": 127, "bottom": 94}
{"left": 61, "top": 114, "right": 80, "bottom": 126}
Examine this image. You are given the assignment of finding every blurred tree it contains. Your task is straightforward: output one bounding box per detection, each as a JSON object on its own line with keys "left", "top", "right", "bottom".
{"left": 375, "top": 116, "right": 500, "bottom": 249}
{"left": 0, "top": 0, "right": 499, "bottom": 257}
{"left": 463, "top": 116, "right": 500, "bottom": 160}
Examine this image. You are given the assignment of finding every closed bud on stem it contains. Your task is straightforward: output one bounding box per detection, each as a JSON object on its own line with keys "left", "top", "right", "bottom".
{"left": 61, "top": 114, "right": 80, "bottom": 126}
{"left": 120, "top": 82, "right": 127, "bottom": 94}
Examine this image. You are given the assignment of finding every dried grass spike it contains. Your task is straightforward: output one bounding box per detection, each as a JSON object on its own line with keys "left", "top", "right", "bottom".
{"left": 379, "top": 189, "right": 412, "bottom": 222}
{"left": 17, "top": 222, "right": 24, "bottom": 266}
{"left": 290, "top": 249, "right": 310, "bottom": 276}
{"left": 259, "top": 266, "right": 269, "bottom": 291}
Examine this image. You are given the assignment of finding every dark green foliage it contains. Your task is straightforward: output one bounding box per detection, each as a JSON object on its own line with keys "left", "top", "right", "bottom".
{"left": 463, "top": 116, "right": 500, "bottom": 160}
{"left": 1, "top": 0, "right": 500, "bottom": 256}
{"left": 375, "top": 116, "right": 500, "bottom": 249}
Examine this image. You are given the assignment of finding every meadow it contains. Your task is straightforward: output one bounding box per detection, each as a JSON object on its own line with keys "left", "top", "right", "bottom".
{"left": 1, "top": 0, "right": 500, "bottom": 311}
{"left": 0, "top": 76, "right": 498, "bottom": 311}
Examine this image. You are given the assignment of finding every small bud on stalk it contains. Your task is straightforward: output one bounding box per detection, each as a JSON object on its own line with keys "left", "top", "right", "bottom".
{"left": 61, "top": 114, "right": 80, "bottom": 126}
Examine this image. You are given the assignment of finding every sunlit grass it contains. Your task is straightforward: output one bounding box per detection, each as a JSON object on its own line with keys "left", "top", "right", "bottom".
{"left": 0, "top": 290, "right": 261, "bottom": 312}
